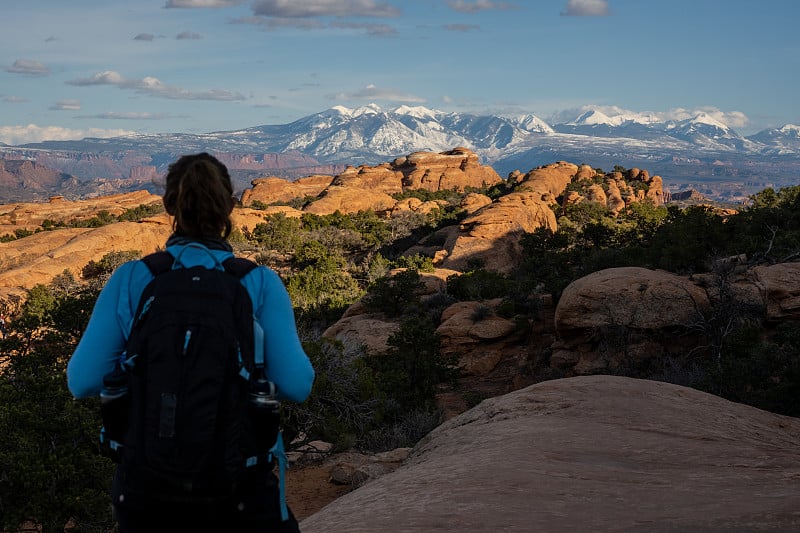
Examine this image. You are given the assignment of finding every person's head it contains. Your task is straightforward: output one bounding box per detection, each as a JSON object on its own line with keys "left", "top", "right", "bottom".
{"left": 162, "top": 152, "right": 235, "bottom": 239}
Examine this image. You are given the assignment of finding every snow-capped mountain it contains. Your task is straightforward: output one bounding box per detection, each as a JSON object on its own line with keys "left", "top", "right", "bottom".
{"left": 4, "top": 103, "right": 800, "bottom": 203}
{"left": 15, "top": 103, "right": 798, "bottom": 163}
{"left": 747, "top": 124, "right": 800, "bottom": 154}
{"left": 661, "top": 112, "right": 759, "bottom": 151}
{"left": 34, "top": 104, "right": 551, "bottom": 165}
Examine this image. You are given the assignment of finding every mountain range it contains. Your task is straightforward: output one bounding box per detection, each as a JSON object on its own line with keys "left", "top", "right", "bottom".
{"left": 2, "top": 104, "right": 800, "bottom": 203}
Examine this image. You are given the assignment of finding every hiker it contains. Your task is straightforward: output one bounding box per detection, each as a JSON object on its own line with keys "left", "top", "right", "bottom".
{"left": 0, "top": 314, "right": 5, "bottom": 338}
{"left": 67, "top": 152, "right": 315, "bottom": 532}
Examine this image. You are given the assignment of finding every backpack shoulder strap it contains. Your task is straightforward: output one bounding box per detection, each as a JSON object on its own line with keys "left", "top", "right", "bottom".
{"left": 222, "top": 256, "right": 258, "bottom": 279}
{"left": 223, "top": 257, "right": 263, "bottom": 371}
{"left": 142, "top": 251, "right": 257, "bottom": 279}
{"left": 127, "top": 251, "right": 174, "bottom": 333}
{"left": 140, "top": 251, "right": 175, "bottom": 276}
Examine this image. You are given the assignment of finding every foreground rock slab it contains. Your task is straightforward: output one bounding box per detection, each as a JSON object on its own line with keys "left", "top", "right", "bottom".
{"left": 300, "top": 375, "right": 800, "bottom": 532}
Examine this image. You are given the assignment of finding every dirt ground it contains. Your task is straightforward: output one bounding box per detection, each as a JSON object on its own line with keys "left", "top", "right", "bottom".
{"left": 285, "top": 463, "right": 352, "bottom": 521}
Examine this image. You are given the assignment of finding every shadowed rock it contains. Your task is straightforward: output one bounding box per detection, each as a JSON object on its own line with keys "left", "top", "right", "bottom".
{"left": 300, "top": 375, "right": 800, "bottom": 532}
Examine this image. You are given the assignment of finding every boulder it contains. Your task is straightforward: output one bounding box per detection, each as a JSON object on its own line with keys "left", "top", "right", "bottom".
{"left": 553, "top": 267, "right": 710, "bottom": 373}
{"left": 436, "top": 299, "right": 520, "bottom": 376}
{"left": 332, "top": 164, "right": 404, "bottom": 195}
{"left": 321, "top": 308, "right": 400, "bottom": 356}
{"left": 0, "top": 215, "right": 172, "bottom": 305}
{"left": 459, "top": 192, "right": 492, "bottom": 214}
{"left": 0, "top": 190, "right": 161, "bottom": 229}
{"left": 749, "top": 262, "right": 800, "bottom": 320}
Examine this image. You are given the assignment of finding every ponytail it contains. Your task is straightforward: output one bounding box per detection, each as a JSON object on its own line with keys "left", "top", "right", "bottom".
{"left": 163, "top": 153, "right": 234, "bottom": 239}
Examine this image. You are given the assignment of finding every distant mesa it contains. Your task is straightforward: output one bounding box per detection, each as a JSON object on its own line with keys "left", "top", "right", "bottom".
{"left": 667, "top": 188, "right": 708, "bottom": 202}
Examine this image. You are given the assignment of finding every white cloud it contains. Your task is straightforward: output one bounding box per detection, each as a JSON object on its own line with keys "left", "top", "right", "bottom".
{"left": 661, "top": 107, "right": 750, "bottom": 129}
{"left": 251, "top": 0, "right": 400, "bottom": 18}
{"left": 443, "top": 23, "right": 481, "bottom": 32}
{"left": 233, "top": 16, "right": 325, "bottom": 30}
{"left": 6, "top": 59, "right": 50, "bottom": 76}
{"left": 329, "top": 21, "right": 397, "bottom": 35}
{"left": 561, "top": 0, "right": 609, "bottom": 16}
{"left": 0, "top": 125, "right": 134, "bottom": 146}
{"left": 176, "top": 31, "right": 203, "bottom": 39}
{"left": 234, "top": 15, "right": 396, "bottom": 35}
{"left": 2, "top": 96, "right": 29, "bottom": 103}
{"left": 446, "top": 1, "right": 517, "bottom": 13}
{"left": 165, "top": 0, "right": 244, "bottom": 7}
{"left": 66, "top": 70, "right": 246, "bottom": 101}
{"left": 50, "top": 99, "right": 82, "bottom": 111}
{"left": 550, "top": 104, "right": 750, "bottom": 129}
{"left": 330, "top": 84, "right": 425, "bottom": 103}
{"left": 75, "top": 112, "right": 174, "bottom": 120}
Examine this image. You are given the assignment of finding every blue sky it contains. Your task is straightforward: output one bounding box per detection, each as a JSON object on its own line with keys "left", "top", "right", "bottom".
{"left": 1, "top": 0, "right": 799, "bottom": 144}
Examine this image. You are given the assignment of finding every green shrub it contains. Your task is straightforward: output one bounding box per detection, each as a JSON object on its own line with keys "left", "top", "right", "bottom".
{"left": 446, "top": 269, "right": 512, "bottom": 301}
{"left": 698, "top": 322, "right": 800, "bottom": 417}
{"left": 362, "top": 269, "right": 424, "bottom": 318}
{"left": 367, "top": 313, "right": 457, "bottom": 418}
{"left": 117, "top": 203, "right": 164, "bottom": 221}
{"left": 0, "top": 282, "right": 114, "bottom": 532}
{"left": 283, "top": 338, "right": 381, "bottom": 451}
{"left": 393, "top": 253, "right": 435, "bottom": 272}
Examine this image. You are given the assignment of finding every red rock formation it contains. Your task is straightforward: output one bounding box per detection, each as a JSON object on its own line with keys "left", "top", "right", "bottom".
{"left": 241, "top": 148, "right": 501, "bottom": 216}
{"left": 396, "top": 147, "right": 502, "bottom": 192}
{"left": 517, "top": 161, "right": 579, "bottom": 198}
{"left": 129, "top": 165, "right": 157, "bottom": 182}
{"left": 438, "top": 191, "right": 558, "bottom": 273}
{"left": 241, "top": 175, "right": 334, "bottom": 206}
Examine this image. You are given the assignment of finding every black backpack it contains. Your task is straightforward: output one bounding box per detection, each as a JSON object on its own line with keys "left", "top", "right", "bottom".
{"left": 100, "top": 250, "right": 280, "bottom": 502}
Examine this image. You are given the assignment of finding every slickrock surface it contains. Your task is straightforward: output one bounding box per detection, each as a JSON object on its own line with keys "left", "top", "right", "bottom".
{"left": 0, "top": 190, "right": 161, "bottom": 228}
{"left": 0, "top": 216, "right": 172, "bottom": 303}
{"left": 300, "top": 375, "right": 800, "bottom": 532}
{"left": 0, "top": 195, "right": 271, "bottom": 306}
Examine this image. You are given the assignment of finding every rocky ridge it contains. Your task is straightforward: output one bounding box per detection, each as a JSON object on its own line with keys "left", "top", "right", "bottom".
{"left": 2, "top": 153, "right": 799, "bottom": 528}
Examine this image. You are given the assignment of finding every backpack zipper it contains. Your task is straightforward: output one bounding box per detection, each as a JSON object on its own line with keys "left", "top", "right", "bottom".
{"left": 182, "top": 329, "right": 192, "bottom": 357}
{"left": 137, "top": 296, "right": 155, "bottom": 322}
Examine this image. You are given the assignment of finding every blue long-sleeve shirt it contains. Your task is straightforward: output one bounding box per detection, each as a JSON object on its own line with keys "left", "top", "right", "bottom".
{"left": 67, "top": 240, "right": 315, "bottom": 403}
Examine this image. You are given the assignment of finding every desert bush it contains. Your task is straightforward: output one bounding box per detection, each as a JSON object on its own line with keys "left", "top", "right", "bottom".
{"left": 367, "top": 313, "right": 457, "bottom": 418}
{"left": 81, "top": 250, "right": 142, "bottom": 283}
{"left": 392, "top": 253, "right": 435, "bottom": 272}
{"left": 698, "top": 322, "right": 800, "bottom": 417}
{"left": 362, "top": 269, "right": 425, "bottom": 318}
{"left": 470, "top": 303, "right": 492, "bottom": 322}
{"left": 283, "top": 338, "right": 381, "bottom": 451}
{"left": 446, "top": 268, "right": 512, "bottom": 301}
{"left": 251, "top": 213, "right": 304, "bottom": 253}
{"left": 359, "top": 409, "right": 441, "bottom": 452}
{"left": 117, "top": 203, "right": 164, "bottom": 221}
{"left": 0, "top": 281, "right": 114, "bottom": 532}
